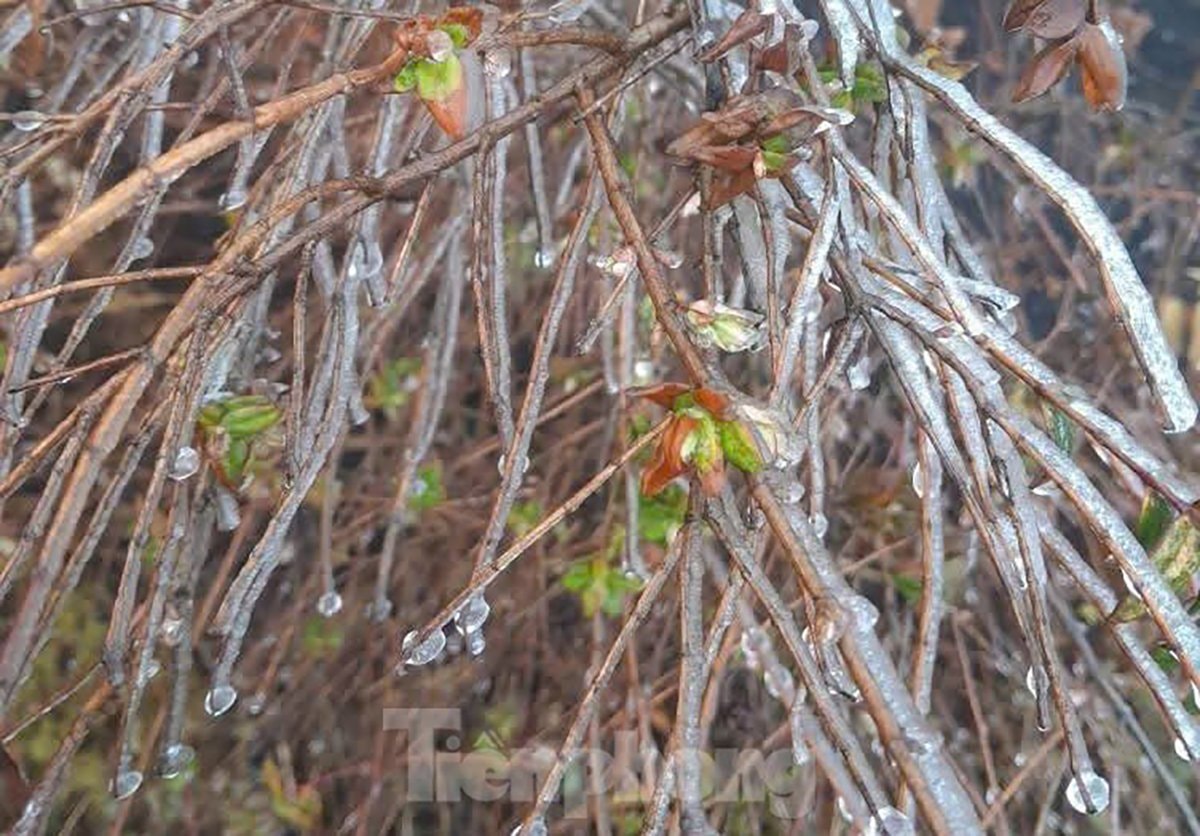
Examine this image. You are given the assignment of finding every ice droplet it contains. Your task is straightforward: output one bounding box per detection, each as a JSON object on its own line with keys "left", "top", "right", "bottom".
{"left": 847, "top": 355, "right": 871, "bottom": 390}
{"left": 214, "top": 488, "right": 241, "bottom": 532}
{"left": 317, "top": 590, "right": 343, "bottom": 617}
{"left": 911, "top": 462, "right": 924, "bottom": 498}
{"left": 466, "top": 629, "right": 486, "bottom": 657}
{"left": 809, "top": 512, "right": 828, "bottom": 539}
{"left": 534, "top": 247, "right": 556, "bottom": 269}
{"left": 455, "top": 593, "right": 491, "bottom": 634}
{"left": 161, "top": 616, "right": 183, "bottom": 647}
{"left": 867, "top": 807, "right": 913, "bottom": 836}
{"left": 158, "top": 743, "right": 195, "bottom": 779}
{"left": 139, "top": 658, "right": 161, "bottom": 685}
{"left": 204, "top": 684, "right": 238, "bottom": 717}
{"left": 112, "top": 769, "right": 143, "bottom": 799}
{"left": 1025, "top": 666, "right": 1038, "bottom": 697}
{"left": 1173, "top": 723, "right": 1200, "bottom": 761}
{"left": 219, "top": 188, "right": 248, "bottom": 212}
{"left": 168, "top": 446, "right": 200, "bottom": 481}
{"left": 130, "top": 236, "right": 154, "bottom": 261}
{"left": 497, "top": 452, "right": 529, "bottom": 477}
{"left": 1064, "top": 769, "right": 1110, "bottom": 815}
{"left": 401, "top": 628, "right": 446, "bottom": 666}
{"left": 836, "top": 795, "right": 854, "bottom": 822}
{"left": 12, "top": 110, "right": 46, "bottom": 132}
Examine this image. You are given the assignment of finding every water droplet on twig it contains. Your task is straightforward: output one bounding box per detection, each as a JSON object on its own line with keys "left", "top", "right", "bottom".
{"left": 1064, "top": 769, "right": 1110, "bottom": 814}
{"left": 204, "top": 684, "right": 238, "bottom": 717}
{"left": 112, "top": 769, "right": 143, "bottom": 799}
{"left": 168, "top": 446, "right": 200, "bottom": 481}
{"left": 401, "top": 628, "right": 446, "bottom": 666}
{"left": 12, "top": 110, "right": 46, "bottom": 132}
{"left": 317, "top": 590, "right": 343, "bottom": 617}
{"left": 158, "top": 744, "right": 195, "bottom": 779}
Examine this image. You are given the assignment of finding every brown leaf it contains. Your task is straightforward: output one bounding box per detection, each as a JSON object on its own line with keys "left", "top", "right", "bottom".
{"left": 1004, "top": 0, "right": 1086, "bottom": 40}
{"left": 686, "top": 144, "right": 759, "bottom": 173}
{"left": 0, "top": 745, "right": 30, "bottom": 832}
{"left": 1012, "top": 37, "right": 1079, "bottom": 103}
{"left": 423, "top": 81, "right": 468, "bottom": 140}
{"left": 693, "top": 387, "right": 731, "bottom": 419}
{"left": 697, "top": 8, "right": 767, "bottom": 63}
{"left": 1077, "top": 22, "right": 1127, "bottom": 112}
{"left": 704, "top": 169, "right": 759, "bottom": 209}
{"left": 632, "top": 382, "right": 692, "bottom": 409}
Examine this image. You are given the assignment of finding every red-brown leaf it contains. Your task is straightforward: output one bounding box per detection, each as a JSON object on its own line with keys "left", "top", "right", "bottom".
{"left": 1077, "top": 22, "right": 1127, "bottom": 111}
{"left": 423, "top": 82, "right": 468, "bottom": 140}
{"left": 0, "top": 745, "right": 29, "bottom": 832}
{"left": 640, "top": 442, "right": 685, "bottom": 496}
{"left": 703, "top": 169, "right": 759, "bottom": 209}
{"left": 693, "top": 387, "right": 731, "bottom": 419}
{"left": 632, "top": 382, "right": 692, "bottom": 409}
{"left": 1004, "top": 0, "right": 1085, "bottom": 39}
{"left": 1012, "top": 37, "right": 1079, "bottom": 103}
{"left": 697, "top": 9, "right": 767, "bottom": 63}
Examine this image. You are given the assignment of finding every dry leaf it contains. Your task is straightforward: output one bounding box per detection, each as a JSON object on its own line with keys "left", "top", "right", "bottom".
{"left": 1012, "top": 37, "right": 1079, "bottom": 103}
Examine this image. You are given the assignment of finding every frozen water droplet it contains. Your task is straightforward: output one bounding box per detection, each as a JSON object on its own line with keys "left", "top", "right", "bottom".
{"left": 12, "top": 110, "right": 46, "bottom": 132}
{"left": 1192, "top": 679, "right": 1200, "bottom": 706}
{"left": 911, "top": 462, "right": 924, "bottom": 498}
{"left": 764, "top": 668, "right": 794, "bottom": 702}
{"left": 497, "top": 452, "right": 529, "bottom": 477}
{"left": 317, "top": 590, "right": 343, "bottom": 617}
{"left": 1064, "top": 769, "right": 1110, "bottom": 815}
{"left": 158, "top": 743, "right": 195, "bottom": 779}
{"left": 130, "top": 236, "right": 154, "bottom": 261}
{"left": 836, "top": 795, "right": 853, "bottom": 823}
{"left": 455, "top": 593, "right": 491, "bottom": 634}
{"left": 112, "top": 769, "right": 143, "bottom": 799}
{"left": 1173, "top": 724, "right": 1200, "bottom": 761}
{"left": 467, "top": 629, "right": 486, "bottom": 657}
{"left": 247, "top": 692, "right": 267, "bottom": 715}
{"left": 867, "top": 807, "right": 913, "bottom": 836}
{"left": 215, "top": 488, "right": 240, "bottom": 532}
{"left": 427, "top": 29, "right": 454, "bottom": 62}
{"left": 847, "top": 355, "right": 871, "bottom": 390}
{"left": 401, "top": 628, "right": 446, "bottom": 666}
{"left": 534, "top": 247, "right": 555, "bottom": 269}
{"left": 219, "top": 188, "right": 248, "bottom": 212}
{"left": 169, "top": 446, "right": 200, "bottom": 481}
{"left": 369, "top": 598, "right": 394, "bottom": 622}
{"left": 809, "top": 512, "right": 828, "bottom": 539}
{"left": 182, "top": 50, "right": 199, "bottom": 69}
{"left": 161, "top": 616, "right": 183, "bottom": 647}
{"left": 1025, "top": 666, "right": 1038, "bottom": 697}
{"left": 204, "top": 684, "right": 238, "bottom": 717}
{"left": 633, "top": 359, "right": 654, "bottom": 385}
{"left": 139, "top": 658, "right": 161, "bottom": 685}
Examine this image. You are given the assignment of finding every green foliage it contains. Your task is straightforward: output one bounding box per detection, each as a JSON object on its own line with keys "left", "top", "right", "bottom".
{"left": 394, "top": 53, "right": 464, "bottom": 102}
{"left": 1113, "top": 514, "right": 1200, "bottom": 622}
{"left": 197, "top": 394, "right": 282, "bottom": 489}
{"left": 366, "top": 356, "right": 421, "bottom": 421}
{"left": 438, "top": 21, "right": 470, "bottom": 49}
{"left": 716, "top": 420, "right": 763, "bottom": 474}
{"left": 639, "top": 484, "right": 686, "bottom": 546}
{"left": 262, "top": 758, "right": 322, "bottom": 832}
{"left": 507, "top": 499, "right": 543, "bottom": 538}
{"left": 819, "top": 62, "right": 887, "bottom": 110}
{"left": 409, "top": 463, "right": 445, "bottom": 514}
{"left": 1040, "top": 402, "right": 1075, "bottom": 455}
{"left": 562, "top": 531, "right": 643, "bottom": 617}
{"left": 892, "top": 573, "right": 923, "bottom": 605}
{"left": 301, "top": 616, "right": 345, "bottom": 658}
{"left": 1135, "top": 492, "right": 1173, "bottom": 550}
